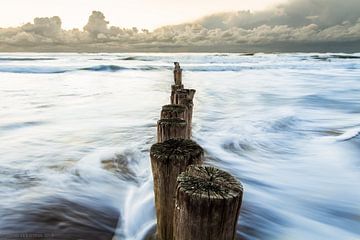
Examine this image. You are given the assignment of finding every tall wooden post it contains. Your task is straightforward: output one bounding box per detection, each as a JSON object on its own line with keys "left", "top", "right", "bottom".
{"left": 171, "top": 84, "right": 183, "bottom": 104}
{"left": 151, "top": 62, "right": 244, "bottom": 240}
{"left": 174, "top": 165, "right": 243, "bottom": 240}
{"left": 161, "top": 104, "right": 186, "bottom": 120}
{"left": 157, "top": 118, "right": 187, "bottom": 143}
{"left": 174, "top": 89, "right": 196, "bottom": 104}
{"left": 173, "top": 62, "right": 182, "bottom": 86}
{"left": 171, "top": 62, "right": 184, "bottom": 103}
{"left": 150, "top": 139, "right": 204, "bottom": 240}
{"left": 173, "top": 89, "right": 196, "bottom": 138}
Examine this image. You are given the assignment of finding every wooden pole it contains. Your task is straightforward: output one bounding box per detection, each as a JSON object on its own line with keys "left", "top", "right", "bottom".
{"left": 150, "top": 139, "right": 204, "bottom": 240}
{"left": 173, "top": 62, "right": 182, "bottom": 86}
{"left": 173, "top": 89, "right": 196, "bottom": 138}
{"left": 174, "top": 89, "right": 188, "bottom": 105}
{"left": 157, "top": 118, "right": 187, "bottom": 143}
{"left": 187, "top": 89, "right": 196, "bottom": 100}
{"left": 171, "top": 84, "right": 184, "bottom": 104}
{"left": 171, "top": 62, "right": 184, "bottom": 103}
{"left": 161, "top": 104, "right": 186, "bottom": 120}
{"left": 174, "top": 165, "right": 243, "bottom": 240}
{"left": 174, "top": 89, "right": 196, "bottom": 104}
{"left": 179, "top": 99, "right": 193, "bottom": 138}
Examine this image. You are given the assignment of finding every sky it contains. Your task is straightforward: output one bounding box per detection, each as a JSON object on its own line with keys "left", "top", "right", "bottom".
{"left": 0, "top": 0, "right": 285, "bottom": 30}
{"left": 0, "top": 0, "right": 359, "bottom": 52}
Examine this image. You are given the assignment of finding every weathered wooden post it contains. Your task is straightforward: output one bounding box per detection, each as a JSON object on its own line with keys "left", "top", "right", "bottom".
{"left": 173, "top": 62, "right": 182, "bottom": 86}
{"left": 174, "top": 89, "right": 196, "bottom": 104}
{"left": 150, "top": 139, "right": 204, "bottom": 240}
{"left": 171, "top": 62, "right": 184, "bottom": 104}
{"left": 174, "top": 165, "right": 243, "bottom": 240}
{"left": 161, "top": 104, "right": 186, "bottom": 120}
{"left": 157, "top": 118, "right": 187, "bottom": 143}
{"left": 171, "top": 84, "right": 184, "bottom": 104}
{"left": 152, "top": 62, "right": 244, "bottom": 240}
{"left": 173, "top": 89, "right": 196, "bottom": 138}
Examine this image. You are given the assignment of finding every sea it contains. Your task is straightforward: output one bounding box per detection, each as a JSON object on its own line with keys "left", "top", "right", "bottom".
{"left": 0, "top": 53, "right": 359, "bottom": 240}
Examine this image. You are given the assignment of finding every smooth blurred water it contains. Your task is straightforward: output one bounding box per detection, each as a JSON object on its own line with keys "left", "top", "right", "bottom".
{"left": 0, "top": 53, "right": 359, "bottom": 240}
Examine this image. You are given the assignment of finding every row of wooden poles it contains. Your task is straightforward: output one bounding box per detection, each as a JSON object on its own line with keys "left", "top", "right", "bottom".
{"left": 150, "top": 62, "right": 244, "bottom": 240}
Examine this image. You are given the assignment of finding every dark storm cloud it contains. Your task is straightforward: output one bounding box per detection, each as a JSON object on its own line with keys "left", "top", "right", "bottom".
{"left": 197, "top": 0, "right": 360, "bottom": 29}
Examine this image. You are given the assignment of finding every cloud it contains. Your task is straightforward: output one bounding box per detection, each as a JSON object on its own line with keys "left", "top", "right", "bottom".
{"left": 84, "top": 11, "right": 109, "bottom": 37}
{"left": 196, "top": 0, "right": 360, "bottom": 29}
{"left": 0, "top": 0, "right": 359, "bottom": 52}
{"left": 22, "top": 16, "right": 62, "bottom": 37}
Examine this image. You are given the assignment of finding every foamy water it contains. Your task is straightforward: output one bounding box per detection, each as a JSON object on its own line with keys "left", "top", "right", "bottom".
{"left": 0, "top": 53, "right": 359, "bottom": 240}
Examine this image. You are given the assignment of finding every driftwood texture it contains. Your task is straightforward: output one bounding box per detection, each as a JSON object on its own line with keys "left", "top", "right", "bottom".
{"left": 157, "top": 118, "right": 187, "bottom": 143}
{"left": 174, "top": 165, "right": 243, "bottom": 240}
{"left": 171, "top": 84, "right": 184, "bottom": 104}
{"left": 161, "top": 104, "right": 186, "bottom": 120}
{"left": 173, "top": 62, "right": 183, "bottom": 86}
{"left": 173, "top": 89, "right": 196, "bottom": 138}
{"left": 174, "top": 89, "right": 196, "bottom": 104}
{"left": 150, "top": 139, "right": 204, "bottom": 240}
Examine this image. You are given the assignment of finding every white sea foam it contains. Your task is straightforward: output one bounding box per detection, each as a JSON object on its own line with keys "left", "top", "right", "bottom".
{"left": 0, "top": 53, "right": 359, "bottom": 239}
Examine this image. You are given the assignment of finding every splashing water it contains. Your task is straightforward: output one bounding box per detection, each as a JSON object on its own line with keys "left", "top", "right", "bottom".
{"left": 0, "top": 53, "right": 359, "bottom": 240}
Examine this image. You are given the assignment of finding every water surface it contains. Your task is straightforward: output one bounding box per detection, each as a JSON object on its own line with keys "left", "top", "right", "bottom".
{"left": 0, "top": 53, "right": 359, "bottom": 240}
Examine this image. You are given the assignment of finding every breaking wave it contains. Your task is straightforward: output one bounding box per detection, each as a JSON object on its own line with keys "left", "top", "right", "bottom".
{"left": 0, "top": 65, "right": 160, "bottom": 74}
{"left": 0, "top": 57, "right": 57, "bottom": 61}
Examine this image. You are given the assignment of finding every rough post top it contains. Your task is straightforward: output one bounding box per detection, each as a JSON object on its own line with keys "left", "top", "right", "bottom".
{"left": 174, "top": 62, "right": 181, "bottom": 71}
{"left": 176, "top": 89, "right": 196, "bottom": 94}
{"left": 176, "top": 89, "right": 196, "bottom": 100}
{"left": 177, "top": 165, "right": 243, "bottom": 200}
{"left": 162, "top": 104, "right": 186, "bottom": 112}
{"left": 158, "top": 118, "right": 187, "bottom": 126}
{"left": 171, "top": 84, "right": 184, "bottom": 90}
{"left": 150, "top": 139, "right": 204, "bottom": 163}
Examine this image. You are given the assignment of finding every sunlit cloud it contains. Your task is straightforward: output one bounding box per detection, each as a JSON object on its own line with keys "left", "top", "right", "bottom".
{"left": 0, "top": 0, "right": 359, "bottom": 52}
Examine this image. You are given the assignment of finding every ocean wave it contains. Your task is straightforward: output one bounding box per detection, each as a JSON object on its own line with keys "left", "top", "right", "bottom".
{"left": 80, "top": 65, "right": 127, "bottom": 72}
{"left": 0, "top": 66, "right": 70, "bottom": 74}
{"left": 311, "top": 54, "right": 360, "bottom": 61}
{"left": 298, "top": 94, "right": 359, "bottom": 113}
{"left": 320, "top": 128, "right": 360, "bottom": 142}
{"left": 119, "top": 56, "right": 153, "bottom": 61}
{"left": 239, "top": 53, "right": 255, "bottom": 56}
{"left": 0, "top": 57, "right": 57, "bottom": 62}
{"left": 213, "top": 54, "right": 229, "bottom": 57}
{"left": 269, "top": 116, "right": 302, "bottom": 132}
{"left": 330, "top": 55, "right": 360, "bottom": 59}
{"left": 185, "top": 65, "right": 245, "bottom": 72}
{"left": 0, "top": 63, "right": 314, "bottom": 74}
{"left": 333, "top": 128, "right": 360, "bottom": 142}
{"left": 0, "top": 64, "right": 161, "bottom": 74}
{"left": 0, "top": 121, "right": 47, "bottom": 131}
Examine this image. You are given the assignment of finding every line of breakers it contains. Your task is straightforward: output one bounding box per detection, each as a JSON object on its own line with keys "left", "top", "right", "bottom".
{"left": 149, "top": 62, "right": 244, "bottom": 240}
